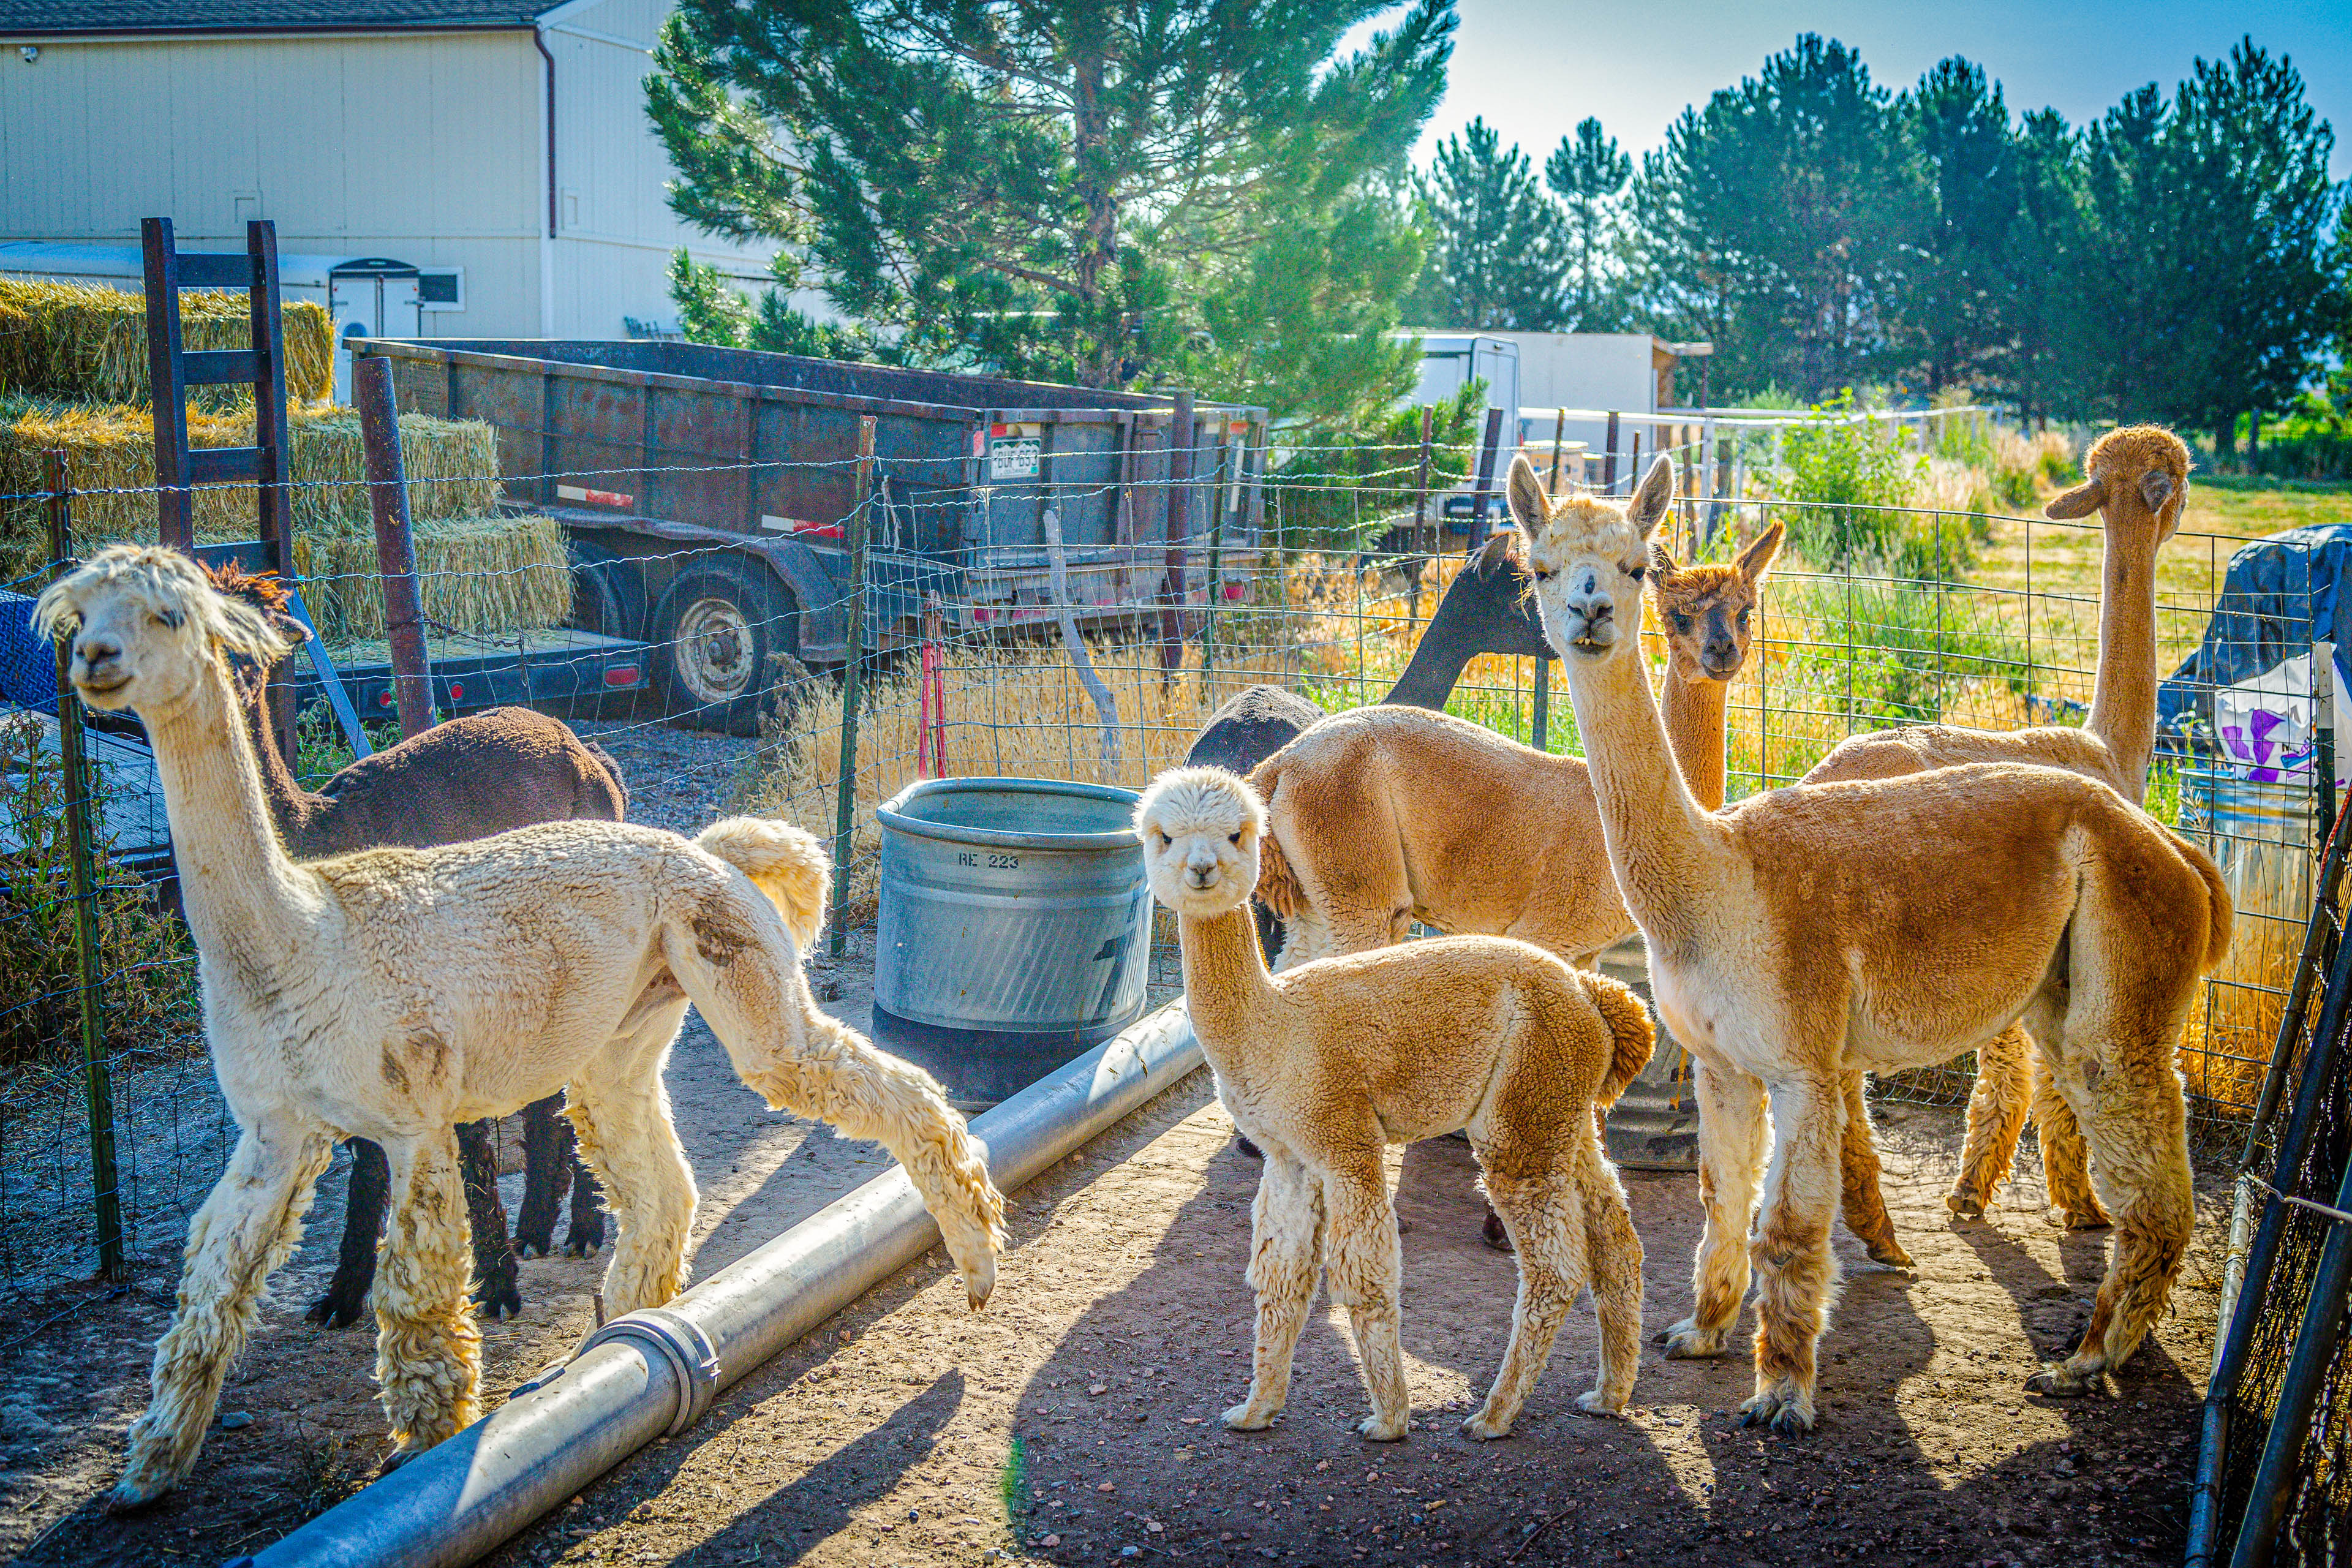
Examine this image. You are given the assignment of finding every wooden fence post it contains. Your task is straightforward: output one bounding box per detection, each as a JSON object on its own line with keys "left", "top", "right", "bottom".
{"left": 355, "top": 356, "right": 433, "bottom": 740}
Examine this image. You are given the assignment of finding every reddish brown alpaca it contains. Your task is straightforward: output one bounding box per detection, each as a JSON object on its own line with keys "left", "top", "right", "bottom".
{"left": 209, "top": 565, "right": 626, "bottom": 1326}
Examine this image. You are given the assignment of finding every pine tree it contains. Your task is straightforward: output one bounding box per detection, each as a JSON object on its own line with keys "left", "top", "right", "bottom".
{"left": 1406, "top": 118, "right": 1570, "bottom": 330}
{"left": 1901, "top": 59, "right": 2018, "bottom": 394}
{"left": 1544, "top": 118, "right": 1632, "bottom": 329}
{"left": 647, "top": 0, "right": 1453, "bottom": 429}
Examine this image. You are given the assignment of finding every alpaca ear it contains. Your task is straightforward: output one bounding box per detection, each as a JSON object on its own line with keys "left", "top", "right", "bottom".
{"left": 1646, "top": 541, "right": 1683, "bottom": 586}
{"left": 1628, "top": 454, "right": 1675, "bottom": 538}
{"left": 2138, "top": 470, "right": 2175, "bottom": 514}
{"left": 1505, "top": 455, "right": 1549, "bottom": 539}
{"left": 2044, "top": 476, "right": 2107, "bottom": 519}
{"left": 1471, "top": 529, "right": 1517, "bottom": 578}
{"left": 1735, "top": 521, "right": 1785, "bottom": 584}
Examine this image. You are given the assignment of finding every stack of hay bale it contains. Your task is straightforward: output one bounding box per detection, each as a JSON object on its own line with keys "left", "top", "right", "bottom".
{"left": 0, "top": 279, "right": 572, "bottom": 646}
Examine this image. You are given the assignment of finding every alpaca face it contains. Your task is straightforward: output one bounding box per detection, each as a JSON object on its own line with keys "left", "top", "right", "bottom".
{"left": 1135, "top": 767, "right": 1262, "bottom": 919}
{"left": 1509, "top": 453, "right": 1671, "bottom": 668}
{"left": 33, "top": 545, "right": 292, "bottom": 717}
{"left": 2046, "top": 424, "right": 2189, "bottom": 545}
{"left": 1650, "top": 521, "right": 1783, "bottom": 682}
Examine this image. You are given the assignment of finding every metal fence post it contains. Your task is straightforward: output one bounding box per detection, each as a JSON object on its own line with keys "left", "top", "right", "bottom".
{"left": 1407, "top": 406, "right": 1434, "bottom": 629}
{"left": 1159, "top": 391, "right": 1195, "bottom": 678}
{"left": 355, "top": 356, "right": 434, "bottom": 740}
{"left": 45, "top": 451, "right": 125, "bottom": 1281}
{"left": 830, "top": 415, "right": 876, "bottom": 959}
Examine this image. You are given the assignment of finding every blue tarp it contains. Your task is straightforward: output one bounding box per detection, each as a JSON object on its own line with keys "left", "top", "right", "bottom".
{"left": 2157, "top": 522, "right": 2352, "bottom": 728}
{"left": 0, "top": 589, "right": 55, "bottom": 709}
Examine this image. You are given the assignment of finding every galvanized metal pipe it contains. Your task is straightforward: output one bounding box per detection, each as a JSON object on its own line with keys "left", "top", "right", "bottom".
{"left": 232, "top": 1002, "right": 1202, "bottom": 1568}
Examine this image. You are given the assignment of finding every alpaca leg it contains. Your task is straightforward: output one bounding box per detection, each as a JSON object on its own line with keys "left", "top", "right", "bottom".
{"left": 512, "top": 1095, "right": 568, "bottom": 1258}
{"left": 2027, "top": 1059, "right": 2193, "bottom": 1395}
{"left": 1742, "top": 1076, "right": 1844, "bottom": 1435}
{"left": 1580, "top": 1160, "right": 1646, "bottom": 1417}
{"left": 1466, "top": 1169, "right": 1588, "bottom": 1438}
{"left": 1322, "top": 1169, "right": 1409, "bottom": 1441}
{"left": 1659, "top": 1058, "right": 1767, "bottom": 1358}
{"left": 674, "top": 913, "right": 1003, "bottom": 1309}
{"left": 375, "top": 1130, "right": 484, "bottom": 1455}
{"left": 456, "top": 1120, "right": 521, "bottom": 1321}
{"left": 1835, "top": 1072, "right": 1912, "bottom": 1267}
{"left": 305, "top": 1137, "right": 388, "bottom": 1329}
{"left": 2031, "top": 1044, "right": 2110, "bottom": 1229}
{"left": 565, "top": 1135, "right": 608, "bottom": 1258}
{"left": 566, "top": 1068, "right": 698, "bottom": 1317}
{"left": 1225, "top": 1152, "right": 1324, "bottom": 1432}
{"left": 1947, "top": 1025, "right": 2033, "bottom": 1218}
{"left": 113, "top": 1118, "right": 334, "bottom": 1509}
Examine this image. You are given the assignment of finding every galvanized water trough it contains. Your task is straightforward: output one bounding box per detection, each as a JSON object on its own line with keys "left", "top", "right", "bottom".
{"left": 872, "top": 777, "right": 1153, "bottom": 1108}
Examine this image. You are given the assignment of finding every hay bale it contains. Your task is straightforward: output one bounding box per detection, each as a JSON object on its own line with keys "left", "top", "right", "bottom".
{"left": 293, "top": 513, "right": 573, "bottom": 644}
{"left": 0, "top": 401, "right": 505, "bottom": 585}
{"left": 0, "top": 280, "right": 334, "bottom": 409}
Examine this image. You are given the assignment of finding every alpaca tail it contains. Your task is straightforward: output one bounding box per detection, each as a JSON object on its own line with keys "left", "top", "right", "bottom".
{"left": 1583, "top": 971, "right": 1657, "bottom": 1108}
{"left": 750, "top": 1005, "right": 1008, "bottom": 1310}
{"left": 2179, "top": 833, "right": 2234, "bottom": 973}
{"left": 697, "top": 817, "right": 829, "bottom": 950}
{"left": 1248, "top": 759, "right": 1305, "bottom": 922}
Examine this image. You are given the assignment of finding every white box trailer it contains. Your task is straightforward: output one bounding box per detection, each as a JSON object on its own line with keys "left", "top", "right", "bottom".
{"left": 0, "top": 240, "right": 462, "bottom": 402}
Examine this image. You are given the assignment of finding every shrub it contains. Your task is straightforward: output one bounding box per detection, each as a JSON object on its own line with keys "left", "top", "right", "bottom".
{"left": 1777, "top": 391, "right": 1928, "bottom": 570}
{"left": 1789, "top": 575, "right": 2035, "bottom": 726}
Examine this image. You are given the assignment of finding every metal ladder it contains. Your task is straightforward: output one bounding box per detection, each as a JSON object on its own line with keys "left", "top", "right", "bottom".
{"left": 140, "top": 217, "right": 372, "bottom": 758}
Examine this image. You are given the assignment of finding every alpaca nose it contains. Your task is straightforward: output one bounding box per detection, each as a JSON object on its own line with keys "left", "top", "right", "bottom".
{"left": 1185, "top": 857, "right": 1219, "bottom": 889}
{"left": 76, "top": 633, "right": 124, "bottom": 683}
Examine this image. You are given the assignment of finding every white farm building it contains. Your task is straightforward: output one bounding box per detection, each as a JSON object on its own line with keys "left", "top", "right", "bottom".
{"left": 0, "top": 0, "right": 766, "bottom": 347}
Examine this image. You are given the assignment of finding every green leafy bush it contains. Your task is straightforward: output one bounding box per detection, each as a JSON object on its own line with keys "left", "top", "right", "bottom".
{"left": 1778, "top": 392, "right": 1928, "bottom": 569}
{"left": 1790, "top": 576, "right": 2035, "bottom": 725}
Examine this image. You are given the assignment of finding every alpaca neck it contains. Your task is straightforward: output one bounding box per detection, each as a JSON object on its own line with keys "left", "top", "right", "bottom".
{"left": 144, "top": 662, "right": 313, "bottom": 960}
{"left": 1178, "top": 902, "right": 1279, "bottom": 1091}
{"left": 1660, "top": 653, "right": 1730, "bottom": 812}
{"left": 1381, "top": 599, "right": 1486, "bottom": 710}
{"left": 2084, "top": 512, "right": 2160, "bottom": 801}
{"left": 1558, "top": 641, "right": 1723, "bottom": 951}
{"left": 238, "top": 665, "right": 328, "bottom": 853}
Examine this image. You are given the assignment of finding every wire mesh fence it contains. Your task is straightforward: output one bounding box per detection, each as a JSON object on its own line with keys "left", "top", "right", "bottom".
{"left": 0, "top": 423, "right": 2330, "bottom": 1308}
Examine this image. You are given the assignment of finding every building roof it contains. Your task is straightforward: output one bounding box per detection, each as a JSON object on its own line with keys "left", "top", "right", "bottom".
{"left": 0, "top": 0, "right": 568, "bottom": 34}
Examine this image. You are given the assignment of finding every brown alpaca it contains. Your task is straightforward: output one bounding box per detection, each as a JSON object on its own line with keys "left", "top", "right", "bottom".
{"left": 1251, "top": 522, "right": 1785, "bottom": 972}
{"left": 1807, "top": 426, "right": 2188, "bottom": 1244}
{"left": 1520, "top": 453, "right": 2228, "bottom": 1428}
{"left": 1138, "top": 767, "right": 1649, "bottom": 1439}
{"left": 208, "top": 564, "right": 627, "bottom": 1327}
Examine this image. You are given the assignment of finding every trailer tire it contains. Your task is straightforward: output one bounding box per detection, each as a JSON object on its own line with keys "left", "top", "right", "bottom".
{"left": 653, "top": 560, "right": 793, "bottom": 736}
{"left": 568, "top": 539, "right": 640, "bottom": 643}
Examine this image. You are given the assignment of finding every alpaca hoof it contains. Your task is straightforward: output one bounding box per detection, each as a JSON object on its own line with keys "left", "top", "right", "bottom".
{"left": 1738, "top": 1388, "right": 1815, "bottom": 1434}
{"left": 104, "top": 1474, "right": 171, "bottom": 1513}
{"left": 2024, "top": 1361, "right": 2103, "bottom": 1398}
{"left": 962, "top": 1256, "right": 997, "bottom": 1313}
{"left": 2052, "top": 1204, "right": 2111, "bottom": 1232}
{"left": 1354, "top": 1413, "right": 1408, "bottom": 1442}
{"left": 564, "top": 1212, "right": 607, "bottom": 1257}
{"left": 1461, "top": 1409, "right": 1513, "bottom": 1440}
{"left": 1480, "top": 1211, "right": 1513, "bottom": 1253}
{"left": 1222, "top": 1402, "right": 1278, "bottom": 1432}
{"left": 473, "top": 1280, "right": 523, "bottom": 1321}
{"left": 304, "top": 1289, "right": 368, "bottom": 1330}
{"left": 378, "top": 1445, "right": 421, "bottom": 1476}
{"left": 1864, "top": 1237, "right": 1915, "bottom": 1268}
{"left": 1944, "top": 1191, "right": 1986, "bottom": 1219}
{"left": 1655, "top": 1321, "right": 1727, "bottom": 1359}
{"left": 1574, "top": 1389, "right": 1626, "bottom": 1418}
{"left": 514, "top": 1237, "right": 552, "bottom": 1261}
{"left": 1234, "top": 1135, "right": 1263, "bottom": 1161}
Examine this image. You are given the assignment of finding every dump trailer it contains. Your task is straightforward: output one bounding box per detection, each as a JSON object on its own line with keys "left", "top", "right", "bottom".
{"left": 356, "top": 339, "right": 1267, "bottom": 728}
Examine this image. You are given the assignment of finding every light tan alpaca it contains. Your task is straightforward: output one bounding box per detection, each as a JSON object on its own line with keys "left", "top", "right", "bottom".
{"left": 1137, "top": 767, "right": 1651, "bottom": 1439}
{"left": 1809, "top": 426, "right": 2190, "bottom": 1238}
{"left": 1516, "top": 454, "right": 2230, "bottom": 1430}
{"left": 1250, "top": 522, "right": 1785, "bottom": 971}
{"left": 35, "top": 545, "right": 1005, "bottom": 1509}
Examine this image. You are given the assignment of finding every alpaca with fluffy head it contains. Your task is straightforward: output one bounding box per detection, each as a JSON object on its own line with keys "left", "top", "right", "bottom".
{"left": 37, "top": 545, "right": 1005, "bottom": 1509}
{"left": 1516, "top": 453, "right": 2229, "bottom": 1430}
{"left": 1138, "top": 766, "right": 1650, "bottom": 1439}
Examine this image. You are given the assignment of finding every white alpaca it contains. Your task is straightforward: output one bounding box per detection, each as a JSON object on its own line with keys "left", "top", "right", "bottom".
{"left": 1138, "top": 767, "right": 1651, "bottom": 1440}
{"left": 36, "top": 545, "right": 1006, "bottom": 1509}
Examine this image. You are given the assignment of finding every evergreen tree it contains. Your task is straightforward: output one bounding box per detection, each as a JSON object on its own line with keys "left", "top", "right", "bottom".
{"left": 647, "top": 0, "right": 1453, "bottom": 429}
{"left": 1901, "top": 59, "right": 2018, "bottom": 394}
{"left": 1544, "top": 117, "right": 1632, "bottom": 329}
{"left": 1406, "top": 118, "right": 1570, "bottom": 330}
{"left": 1627, "top": 36, "right": 1918, "bottom": 400}
{"left": 1997, "top": 109, "right": 2089, "bottom": 425}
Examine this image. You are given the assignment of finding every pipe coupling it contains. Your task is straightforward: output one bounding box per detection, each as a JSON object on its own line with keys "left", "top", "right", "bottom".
{"left": 582, "top": 1308, "right": 722, "bottom": 1436}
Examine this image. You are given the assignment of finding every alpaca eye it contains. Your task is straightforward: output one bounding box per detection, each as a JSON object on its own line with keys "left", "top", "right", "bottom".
{"left": 1628, "top": 564, "right": 1645, "bottom": 581}
{"left": 1672, "top": 613, "right": 1691, "bottom": 631}
{"left": 1157, "top": 831, "right": 1170, "bottom": 849}
{"left": 1738, "top": 609, "right": 1752, "bottom": 625}
{"left": 153, "top": 609, "right": 183, "bottom": 629}
{"left": 1228, "top": 832, "right": 1242, "bottom": 846}
{"left": 1531, "top": 568, "right": 1553, "bottom": 582}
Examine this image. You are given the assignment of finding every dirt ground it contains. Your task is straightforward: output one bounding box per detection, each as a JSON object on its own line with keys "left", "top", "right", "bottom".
{"left": 0, "top": 715, "right": 2228, "bottom": 1566}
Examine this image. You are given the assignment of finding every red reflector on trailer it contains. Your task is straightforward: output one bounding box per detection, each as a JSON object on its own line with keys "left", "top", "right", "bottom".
{"left": 377, "top": 692, "right": 393, "bottom": 707}
{"left": 447, "top": 682, "right": 464, "bottom": 703}
{"left": 604, "top": 666, "right": 640, "bottom": 688}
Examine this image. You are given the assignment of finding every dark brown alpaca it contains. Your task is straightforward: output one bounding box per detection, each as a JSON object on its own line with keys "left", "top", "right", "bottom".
{"left": 207, "top": 564, "right": 625, "bottom": 1326}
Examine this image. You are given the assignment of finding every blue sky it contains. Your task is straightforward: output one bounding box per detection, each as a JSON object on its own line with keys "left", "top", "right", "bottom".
{"left": 1411, "top": 0, "right": 2352, "bottom": 179}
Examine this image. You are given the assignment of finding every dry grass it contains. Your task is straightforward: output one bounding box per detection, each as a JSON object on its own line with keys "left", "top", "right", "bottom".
{"left": 0, "top": 399, "right": 503, "bottom": 585}
{"left": 0, "top": 280, "right": 334, "bottom": 410}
